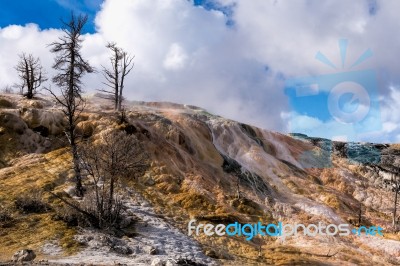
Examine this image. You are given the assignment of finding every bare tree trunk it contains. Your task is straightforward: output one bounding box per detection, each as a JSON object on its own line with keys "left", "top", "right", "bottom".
{"left": 65, "top": 124, "right": 83, "bottom": 197}
{"left": 72, "top": 141, "right": 83, "bottom": 197}
{"left": 118, "top": 90, "right": 122, "bottom": 111}
{"left": 393, "top": 179, "right": 398, "bottom": 230}
{"left": 48, "top": 13, "right": 93, "bottom": 197}
{"left": 107, "top": 175, "right": 115, "bottom": 222}
{"left": 99, "top": 43, "right": 133, "bottom": 111}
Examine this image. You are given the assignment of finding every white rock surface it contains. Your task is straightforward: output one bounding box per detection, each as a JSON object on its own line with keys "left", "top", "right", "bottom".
{"left": 49, "top": 192, "right": 216, "bottom": 265}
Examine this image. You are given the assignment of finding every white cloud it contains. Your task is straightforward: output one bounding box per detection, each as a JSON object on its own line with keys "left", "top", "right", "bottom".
{"left": 383, "top": 122, "right": 397, "bottom": 133}
{"left": 1, "top": 0, "right": 400, "bottom": 142}
{"left": 0, "top": 24, "right": 59, "bottom": 86}
{"left": 163, "top": 43, "right": 188, "bottom": 70}
{"left": 289, "top": 114, "right": 323, "bottom": 131}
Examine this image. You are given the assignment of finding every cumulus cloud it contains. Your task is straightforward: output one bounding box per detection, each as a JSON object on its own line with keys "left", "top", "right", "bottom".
{"left": 0, "top": 24, "right": 59, "bottom": 86}
{"left": 163, "top": 43, "right": 188, "bottom": 70}
{"left": 0, "top": 0, "right": 400, "bottom": 142}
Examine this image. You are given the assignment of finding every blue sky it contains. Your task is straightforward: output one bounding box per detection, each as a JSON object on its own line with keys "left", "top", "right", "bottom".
{"left": 0, "top": 0, "right": 101, "bottom": 33}
{"left": 0, "top": 0, "right": 399, "bottom": 143}
{"left": 0, "top": 0, "right": 224, "bottom": 32}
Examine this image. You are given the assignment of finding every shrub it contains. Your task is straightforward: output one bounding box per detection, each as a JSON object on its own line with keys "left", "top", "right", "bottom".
{"left": 53, "top": 205, "right": 87, "bottom": 227}
{"left": 15, "top": 192, "right": 51, "bottom": 214}
{"left": 79, "top": 189, "right": 125, "bottom": 229}
{"left": 77, "top": 130, "right": 147, "bottom": 229}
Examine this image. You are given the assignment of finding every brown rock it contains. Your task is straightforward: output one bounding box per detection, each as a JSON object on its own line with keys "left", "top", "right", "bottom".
{"left": 12, "top": 249, "right": 36, "bottom": 262}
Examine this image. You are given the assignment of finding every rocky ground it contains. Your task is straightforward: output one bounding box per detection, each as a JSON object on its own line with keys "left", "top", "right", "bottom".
{"left": 0, "top": 93, "right": 400, "bottom": 265}
{"left": 46, "top": 190, "right": 216, "bottom": 266}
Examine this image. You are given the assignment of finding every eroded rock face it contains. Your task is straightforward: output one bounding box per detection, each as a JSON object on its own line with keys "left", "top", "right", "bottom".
{"left": 1, "top": 94, "right": 400, "bottom": 265}
{"left": 20, "top": 108, "right": 66, "bottom": 135}
{"left": 292, "top": 133, "right": 399, "bottom": 187}
{"left": 0, "top": 112, "right": 28, "bottom": 135}
{"left": 12, "top": 249, "right": 36, "bottom": 262}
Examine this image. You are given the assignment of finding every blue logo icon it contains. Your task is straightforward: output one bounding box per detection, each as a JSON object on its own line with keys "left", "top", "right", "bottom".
{"left": 285, "top": 39, "right": 382, "bottom": 168}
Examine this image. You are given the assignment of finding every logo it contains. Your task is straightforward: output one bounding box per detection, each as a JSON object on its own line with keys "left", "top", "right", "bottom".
{"left": 285, "top": 39, "right": 382, "bottom": 168}
{"left": 188, "top": 220, "right": 383, "bottom": 241}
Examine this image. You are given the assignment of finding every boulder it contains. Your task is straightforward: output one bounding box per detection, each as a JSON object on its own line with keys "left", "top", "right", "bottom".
{"left": 144, "top": 245, "right": 158, "bottom": 255}
{"left": 76, "top": 121, "right": 95, "bottom": 138}
{"left": 20, "top": 108, "right": 65, "bottom": 135}
{"left": 111, "top": 245, "right": 132, "bottom": 255}
{"left": 12, "top": 249, "right": 36, "bottom": 262}
{"left": 0, "top": 98, "right": 14, "bottom": 108}
{"left": 33, "top": 125, "right": 50, "bottom": 137}
{"left": 151, "top": 258, "right": 164, "bottom": 266}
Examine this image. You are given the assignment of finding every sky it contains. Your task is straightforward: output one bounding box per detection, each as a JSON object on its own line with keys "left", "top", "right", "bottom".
{"left": 0, "top": 0, "right": 399, "bottom": 143}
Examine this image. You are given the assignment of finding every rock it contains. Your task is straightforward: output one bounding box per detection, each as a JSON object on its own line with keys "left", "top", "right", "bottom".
{"left": 111, "top": 245, "right": 132, "bottom": 255}
{"left": 175, "top": 258, "right": 206, "bottom": 265}
{"left": 20, "top": 108, "right": 65, "bottom": 135}
{"left": 0, "top": 98, "right": 14, "bottom": 108}
{"left": 141, "top": 201, "right": 150, "bottom": 207}
{"left": 166, "top": 260, "right": 178, "bottom": 266}
{"left": 33, "top": 125, "right": 49, "bottom": 137}
{"left": 76, "top": 120, "right": 95, "bottom": 138}
{"left": 205, "top": 249, "right": 217, "bottom": 258}
{"left": 119, "top": 216, "right": 134, "bottom": 228}
{"left": 0, "top": 112, "right": 27, "bottom": 135}
{"left": 144, "top": 245, "right": 158, "bottom": 255}
{"left": 12, "top": 249, "right": 36, "bottom": 262}
{"left": 151, "top": 258, "right": 164, "bottom": 266}
{"left": 150, "top": 247, "right": 158, "bottom": 255}
{"left": 143, "top": 173, "right": 156, "bottom": 186}
{"left": 43, "top": 139, "right": 52, "bottom": 148}
{"left": 74, "top": 235, "right": 93, "bottom": 244}
{"left": 122, "top": 124, "right": 137, "bottom": 135}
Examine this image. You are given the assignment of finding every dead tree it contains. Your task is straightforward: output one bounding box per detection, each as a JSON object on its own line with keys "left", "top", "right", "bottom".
{"left": 78, "top": 130, "right": 148, "bottom": 228}
{"left": 47, "top": 13, "right": 94, "bottom": 197}
{"left": 380, "top": 157, "right": 400, "bottom": 230}
{"left": 99, "top": 42, "right": 134, "bottom": 111}
{"left": 391, "top": 172, "right": 400, "bottom": 229}
{"left": 15, "top": 53, "right": 47, "bottom": 99}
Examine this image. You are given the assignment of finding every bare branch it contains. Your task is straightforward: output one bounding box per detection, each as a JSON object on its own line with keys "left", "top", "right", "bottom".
{"left": 98, "top": 42, "right": 134, "bottom": 110}
{"left": 47, "top": 12, "right": 94, "bottom": 197}
{"left": 15, "top": 53, "right": 47, "bottom": 99}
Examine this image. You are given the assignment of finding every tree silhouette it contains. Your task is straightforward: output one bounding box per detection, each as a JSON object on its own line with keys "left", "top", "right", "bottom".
{"left": 380, "top": 148, "right": 400, "bottom": 230}
{"left": 47, "top": 13, "right": 94, "bottom": 197}
{"left": 78, "top": 130, "right": 147, "bottom": 228}
{"left": 99, "top": 42, "right": 134, "bottom": 111}
{"left": 15, "top": 53, "right": 47, "bottom": 99}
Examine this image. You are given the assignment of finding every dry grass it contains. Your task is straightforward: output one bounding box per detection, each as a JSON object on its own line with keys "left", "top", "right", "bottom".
{"left": 383, "top": 232, "right": 400, "bottom": 241}
{"left": 0, "top": 213, "right": 80, "bottom": 260}
{"left": 173, "top": 191, "right": 217, "bottom": 213}
{"left": 0, "top": 148, "right": 80, "bottom": 261}
{"left": 390, "top": 143, "right": 400, "bottom": 149}
{"left": 282, "top": 179, "right": 306, "bottom": 195}
{"left": 0, "top": 95, "right": 395, "bottom": 264}
{"left": 319, "top": 191, "right": 341, "bottom": 210}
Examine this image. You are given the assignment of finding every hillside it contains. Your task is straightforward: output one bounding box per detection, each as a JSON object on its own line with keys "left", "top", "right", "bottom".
{"left": 0, "top": 93, "right": 400, "bottom": 265}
